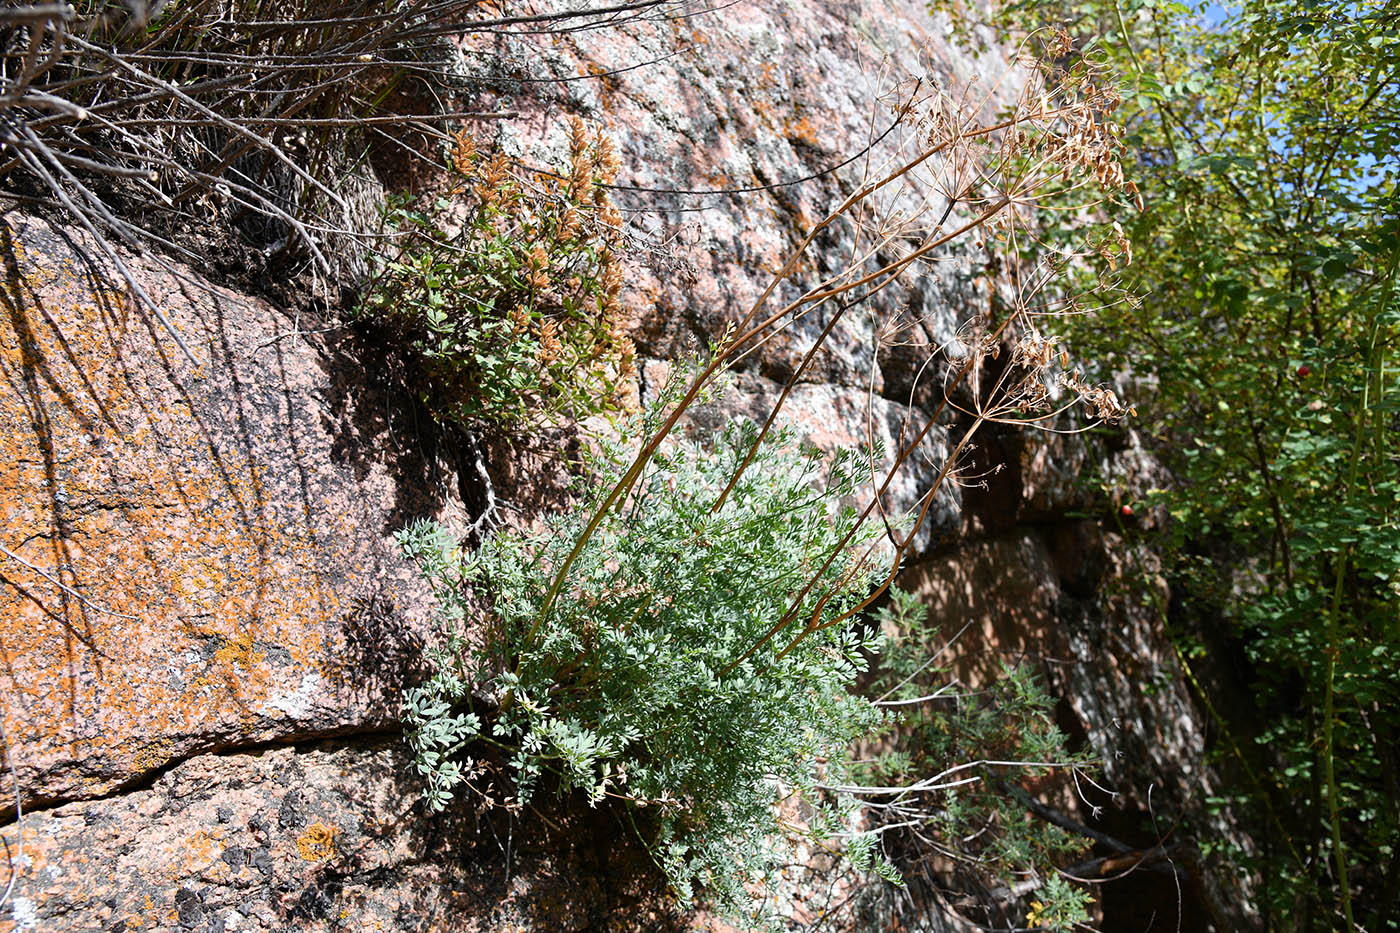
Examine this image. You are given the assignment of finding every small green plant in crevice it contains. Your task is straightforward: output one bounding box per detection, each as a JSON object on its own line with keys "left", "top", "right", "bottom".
{"left": 1025, "top": 875, "right": 1095, "bottom": 930}
{"left": 400, "top": 401, "right": 893, "bottom": 922}
{"left": 857, "top": 587, "right": 1095, "bottom": 927}
{"left": 359, "top": 119, "right": 635, "bottom": 432}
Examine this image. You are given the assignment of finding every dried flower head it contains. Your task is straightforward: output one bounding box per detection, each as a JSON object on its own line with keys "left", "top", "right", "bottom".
{"left": 475, "top": 153, "right": 512, "bottom": 206}
{"left": 1060, "top": 370, "right": 1134, "bottom": 423}
{"left": 452, "top": 129, "right": 477, "bottom": 174}
{"left": 536, "top": 318, "right": 562, "bottom": 366}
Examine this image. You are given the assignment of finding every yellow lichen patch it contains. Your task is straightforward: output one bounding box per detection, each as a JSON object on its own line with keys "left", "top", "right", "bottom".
{"left": 129, "top": 737, "right": 180, "bottom": 776}
{"left": 182, "top": 829, "right": 222, "bottom": 873}
{"left": 296, "top": 821, "right": 340, "bottom": 862}
{"left": 212, "top": 630, "right": 264, "bottom": 673}
{"left": 0, "top": 218, "right": 350, "bottom": 799}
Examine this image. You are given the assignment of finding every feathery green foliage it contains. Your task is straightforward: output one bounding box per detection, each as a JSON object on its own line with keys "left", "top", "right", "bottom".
{"left": 1024, "top": 876, "right": 1095, "bottom": 931}
{"left": 401, "top": 389, "right": 893, "bottom": 920}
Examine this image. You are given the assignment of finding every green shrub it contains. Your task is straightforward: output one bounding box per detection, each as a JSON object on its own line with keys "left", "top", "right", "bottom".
{"left": 359, "top": 120, "right": 635, "bottom": 431}
{"left": 860, "top": 588, "right": 1093, "bottom": 923}
{"left": 927, "top": 0, "right": 1399, "bottom": 924}
{"left": 400, "top": 402, "right": 892, "bottom": 920}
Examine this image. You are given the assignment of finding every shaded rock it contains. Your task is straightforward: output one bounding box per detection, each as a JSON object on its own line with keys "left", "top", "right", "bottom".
{"left": 900, "top": 524, "right": 1251, "bottom": 929}
{"left": 0, "top": 741, "right": 681, "bottom": 932}
{"left": 0, "top": 0, "right": 1235, "bottom": 929}
{"left": 902, "top": 529, "right": 1199, "bottom": 806}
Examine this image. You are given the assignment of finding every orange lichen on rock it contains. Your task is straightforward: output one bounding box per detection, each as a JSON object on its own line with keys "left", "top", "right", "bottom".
{"left": 182, "top": 829, "right": 223, "bottom": 874}
{"left": 296, "top": 822, "right": 340, "bottom": 862}
{"left": 211, "top": 629, "right": 266, "bottom": 674}
{"left": 0, "top": 215, "right": 416, "bottom": 805}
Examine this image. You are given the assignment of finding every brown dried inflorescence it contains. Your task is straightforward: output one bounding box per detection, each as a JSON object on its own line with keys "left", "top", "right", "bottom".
{"left": 362, "top": 118, "right": 637, "bottom": 429}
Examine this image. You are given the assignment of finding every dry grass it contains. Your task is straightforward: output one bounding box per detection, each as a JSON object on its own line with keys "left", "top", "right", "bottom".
{"left": 0, "top": 0, "right": 690, "bottom": 352}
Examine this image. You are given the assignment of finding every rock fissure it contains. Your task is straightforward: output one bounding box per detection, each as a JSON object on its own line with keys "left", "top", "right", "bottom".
{"left": 0, "top": 726, "right": 409, "bottom": 825}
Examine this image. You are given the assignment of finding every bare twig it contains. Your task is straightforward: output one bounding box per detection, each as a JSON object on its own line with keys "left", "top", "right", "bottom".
{"left": 0, "top": 544, "right": 140, "bottom": 620}
{"left": 0, "top": 718, "right": 21, "bottom": 910}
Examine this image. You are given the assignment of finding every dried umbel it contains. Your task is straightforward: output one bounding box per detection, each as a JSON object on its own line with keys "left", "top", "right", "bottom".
{"left": 861, "top": 34, "right": 1138, "bottom": 444}
{"left": 1012, "top": 334, "right": 1067, "bottom": 372}
{"left": 1060, "top": 371, "right": 1136, "bottom": 424}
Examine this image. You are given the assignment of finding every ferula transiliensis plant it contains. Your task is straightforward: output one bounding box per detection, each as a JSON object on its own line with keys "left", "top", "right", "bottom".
{"left": 405, "top": 29, "right": 1133, "bottom": 925}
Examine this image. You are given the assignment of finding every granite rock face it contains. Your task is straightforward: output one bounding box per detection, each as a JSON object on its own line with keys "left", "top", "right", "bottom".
{"left": 0, "top": 212, "right": 455, "bottom": 809}
{"left": 463, "top": 0, "right": 1034, "bottom": 558}
{"left": 0, "top": 214, "right": 671, "bottom": 932}
{"left": 0, "top": 0, "right": 1233, "bottom": 930}
{"left": 461, "top": 0, "right": 1013, "bottom": 406}
{"left": 2, "top": 740, "right": 675, "bottom": 933}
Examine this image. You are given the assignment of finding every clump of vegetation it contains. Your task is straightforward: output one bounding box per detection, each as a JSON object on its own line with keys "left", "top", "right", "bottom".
{"left": 929, "top": 0, "right": 1398, "bottom": 927}
{"left": 398, "top": 32, "right": 1136, "bottom": 924}
{"left": 401, "top": 398, "right": 890, "bottom": 921}
{"left": 854, "top": 588, "right": 1095, "bottom": 930}
{"left": 359, "top": 120, "right": 635, "bottom": 431}
{"left": 1025, "top": 875, "right": 1095, "bottom": 930}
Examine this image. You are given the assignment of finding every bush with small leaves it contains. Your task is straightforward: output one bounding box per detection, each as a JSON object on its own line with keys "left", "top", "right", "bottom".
{"left": 857, "top": 587, "right": 1094, "bottom": 924}
{"left": 400, "top": 394, "right": 894, "bottom": 922}
{"left": 359, "top": 119, "right": 635, "bottom": 431}
{"left": 1025, "top": 875, "right": 1094, "bottom": 931}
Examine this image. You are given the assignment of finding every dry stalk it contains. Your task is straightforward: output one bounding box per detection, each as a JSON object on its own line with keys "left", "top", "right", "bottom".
{"left": 531, "top": 32, "right": 1135, "bottom": 670}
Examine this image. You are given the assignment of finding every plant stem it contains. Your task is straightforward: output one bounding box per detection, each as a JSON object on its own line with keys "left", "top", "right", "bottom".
{"left": 1321, "top": 247, "right": 1395, "bottom": 933}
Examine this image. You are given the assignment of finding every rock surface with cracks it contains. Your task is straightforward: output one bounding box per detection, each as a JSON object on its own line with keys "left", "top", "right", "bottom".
{"left": 0, "top": 0, "right": 1246, "bottom": 929}
{"left": 0, "top": 212, "right": 452, "bottom": 810}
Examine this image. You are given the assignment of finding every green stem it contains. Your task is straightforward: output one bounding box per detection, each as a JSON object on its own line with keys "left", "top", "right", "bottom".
{"left": 1172, "top": 641, "right": 1307, "bottom": 875}
{"left": 1113, "top": 0, "right": 1146, "bottom": 76}
{"left": 1117, "top": 494, "right": 1309, "bottom": 878}
{"left": 1322, "top": 551, "right": 1355, "bottom": 933}
{"left": 1321, "top": 246, "right": 1396, "bottom": 932}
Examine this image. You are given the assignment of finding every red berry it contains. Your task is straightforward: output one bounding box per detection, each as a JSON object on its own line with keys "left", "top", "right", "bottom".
{"left": 1120, "top": 505, "right": 1133, "bottom": 517}
{"left": 1297, "top": 365, "right": 1311, "bottom": 377}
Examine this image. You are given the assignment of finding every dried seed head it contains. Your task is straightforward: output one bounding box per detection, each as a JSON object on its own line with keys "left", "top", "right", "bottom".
{"left": 475, "top": 153, "right": 512, "bottom": 205}
{"left": 567, "top": 116, "right": 589, "bottom": 159}
{"left": 1060, "top": 371, "right": 1133, "bottom": 424}
{"left": 536, "top": 318, "right": 562, "bottom": 365}
{"left": 451, "top": 129, "right": 477, "bottom": 173}
{"left": 593, "top": 131, "right": 621, "bottom": 181}
{"left": 558, "top": 208, "right": 580, "bottom": 241}
{"left": 1012, "top": 334, "right": 1062, "bottom": 371}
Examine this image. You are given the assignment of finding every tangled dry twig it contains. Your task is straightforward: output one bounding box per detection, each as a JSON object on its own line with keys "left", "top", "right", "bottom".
{"left": 0, "top": 0, "right": 690, "bottom": 353}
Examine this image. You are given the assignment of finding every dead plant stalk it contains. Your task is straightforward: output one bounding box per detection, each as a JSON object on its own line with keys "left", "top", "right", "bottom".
{"left": 531, "top": 41, "right": 1133, "bottom": 678}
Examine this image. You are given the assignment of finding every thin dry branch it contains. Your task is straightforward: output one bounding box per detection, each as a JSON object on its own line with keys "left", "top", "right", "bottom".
{"left": 529, "top": 34, "right": 1134, "bottom": 674}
